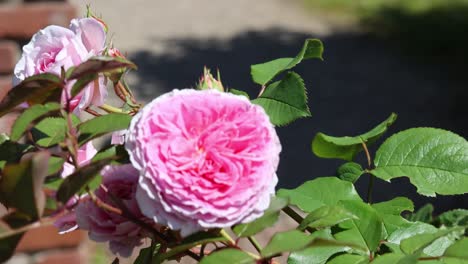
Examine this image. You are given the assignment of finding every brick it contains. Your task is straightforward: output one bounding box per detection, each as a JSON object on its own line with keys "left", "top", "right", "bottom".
{"left": 35, "top": 248, "right": 87, "bottom": 264}
{"left": 0, "top": 41, "right": 19, "bottom": 74}
{"left": 16, "top": 226, "right": 87, "bottom": 252}
{"left": 0, "top": 3, "right": 77, "bottom": 38}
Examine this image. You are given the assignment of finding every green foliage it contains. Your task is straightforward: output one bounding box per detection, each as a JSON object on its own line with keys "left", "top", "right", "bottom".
{"left": 31, "top": 117, "right": 67, "bottom": 147}
{"left": 252, "top": 72, "right": 310, "bottom": 126}
{"left": 250, "top": 38, "right": 323, "bottom": 85}
{"left": 312, "top": 113, "right": 397, "bottom": 161}
{"left": 408, "top": 204, "right": 434, "bottom": 223}
{"left": 0, "top": 73, "right": 62, "bottom": 117}
{"left": 77, "top": 113, "right": 132, "bottom": 145}
{"left": 327, "top": 254, "right": 369, "bottom": 264}
{"left": 10, "top": 103, "right": 61, "bottom": 141}
{"left": 0, "top": 152, "right": 49, "bottom": 219}
{"left": 372, "top": 128, "right": 468, "bottom": 196}
{"left": 233, "top": 197, "right": 288, "bottom": 237}
{"left": 337, "top": 162, "right": 364, "bottom": 183}
{"left": 200, "top": 249, "right": 255, "bottom": 264}
{"left": 228, "top": 88, "right": 250, "bottom": 99}
{"left": 435, "top": 209, "right": 468, "bottom": 227}
{"left": 277, "top": 177, "right": 361, "bottom": 212}
{"left": 372, "top": 197, "right": 414, "bottom": 236}
{"left": 299, "top": 205, "right": 357, "bottom": 230}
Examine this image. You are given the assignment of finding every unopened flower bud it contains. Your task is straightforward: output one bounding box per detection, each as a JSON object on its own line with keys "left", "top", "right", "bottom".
{"left": 196, "top": 67, "right": 224, "bottom": 92}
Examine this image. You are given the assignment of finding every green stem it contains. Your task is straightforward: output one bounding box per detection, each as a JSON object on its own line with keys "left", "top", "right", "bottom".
{"left": 220, "top": 229, "right": 236, "bottom": 245}
{"left": 248, "top": 236, "right": 262, "bottom": 253}
{"left": 98, "top": 104, "right": 125, "bottom": 114}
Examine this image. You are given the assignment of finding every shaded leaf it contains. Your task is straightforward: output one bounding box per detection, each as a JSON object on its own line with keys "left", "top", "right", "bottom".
{"left": 408, "top": 204, "right": 434, "bottom": 223}
{"left": 200, "top": 249, "right": 255, "bottom": 264}
{"left": 77, "top": 113, "right": 132, "bottom": 146}
{"left": 400, "top": 227, "right": 464, "bottom": 255}
{"left": 251, "top": 39, "right": 323, "bottom": 85}
{"left": 134, "top": 243, "right": 157, "bottom": 264}
{"left": 372, "top": 128, "right": 468, "bottom": 196}
{"left": 0, "top": 73, "right": 62, "bottom": 117}
{"left": 10, "top": 103, "right": 61, "bottom": 141}
{"left": 67, "top": 56, "right": 137, "bottom": 80}
{"left": 312, "top": 113, "right": 397, "bottom": 161}
{"left": 0, "top": 140, "right": 32, "bottom": 169}
{"left": 70, "top": 73, "right": 98, "bottom": 98}
{"left": 443, "top": 237, "right": 468, "bottom": 262}
{"left": 277, "top": 177, "right": 361, "bottom": 213}
{"left": 435, "top": 209, "right": 468, "bottom": 227}
{"left": 0, "top": 152, "right": 50, "bottom": 219}
{"left": 233, "top": 196, "right": 288, "bottom": 237}
{"left": 0, "top": 212, "right": 31, "bottom": 262}
{"left": 261, "top": 230, "right": 314, "bottom": 258}
{"left": 252, "top": 72, "right": 310, "bottom": 126}
{"left": 32, "top": 117, "right": 67, "bottom": 147}
{"left": 298, "top": 205, "right": 357, "bottom": 230}
{"left": 335, "top": 200, "right": 383, "bottom": 252}
{"left": 337, "top": 162, "right": 364, "bottom": 183}
{"left": 56, "top": 157, "right": 115, "bottom": 203}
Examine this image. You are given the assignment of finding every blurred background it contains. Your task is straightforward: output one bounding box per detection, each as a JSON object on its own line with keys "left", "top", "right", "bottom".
{"left": 0, "top": 0, "right": 467, "bottom": 263}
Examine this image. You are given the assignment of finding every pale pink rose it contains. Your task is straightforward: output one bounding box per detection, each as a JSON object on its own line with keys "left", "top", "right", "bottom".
{"left": 54, "top": 142, "right": 97, "bottom": 234}
{"left": 75, "top": 164, "right": 148, "bottom": 257}
{"left": 126, "top": 89, "right": 281, "bottom": 236}
{"left": 13, "top": 18, "right": 107, "bottom": 113}
{"left": 111, "top": 129, "right": 126, "bottom": 145}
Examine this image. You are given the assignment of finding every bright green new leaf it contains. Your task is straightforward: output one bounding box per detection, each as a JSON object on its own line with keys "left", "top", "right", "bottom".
{"left": 277, "top": 177, "right": 361, "bottom": 213}
{"left": 252, "top": 72, "right": 310, "bottom": 126}
{"left": 400, "top": 227, "right": 464, "bottom": 255}
{"left": 250, "top": 39, "right": 323, "bottom": 85}
{"left": 327, "top": 254, "right": 369, "bottom": 264}
{"left": 337, "top": 162, "right": 364, "bottom": 183}
{"left": 0, "top": 73, "right": 62, "bottom": 117}
{"left": 0, "top": 152, "right": 49, "bottom": 219}
{"left": 233, "top": 196, "right": 288, "bottom": 237}
{"left": 10, "top": 103, "right": 61, "bottom": 141}
{"left": 372, "top": 197, "right": 414, "bottom": 236}
{"left": 335, "top": 200, "right": 383, "bottom": 253}
{"left": 387, "top": 222, "right": 437, "bottom": 245}
{"left": 56, "top": 157, "right": 115, "bottom": 203}
{"left": 372, "top": 128, "right": 468, "bottom": 196}
{"left": 298, "top": 205, "right": 357, "bottom": 230}
{"left": 199, "top": 249, "right": 255, "bottom": 264}
{"left": 78, "top": 113, "right": 132, "bottom": 146}
{"left": 312, "top": 113, "right": 397, "bottom": 161}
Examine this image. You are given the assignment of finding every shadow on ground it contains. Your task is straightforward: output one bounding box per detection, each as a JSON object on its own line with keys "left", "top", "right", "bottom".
{"left": 129, "top": 28, "right": 468, "bottom": 213}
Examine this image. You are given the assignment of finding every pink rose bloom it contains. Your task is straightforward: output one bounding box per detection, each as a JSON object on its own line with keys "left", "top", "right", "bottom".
{"left": 13, "top": 18, "right": 107, "bottom": 113}
{"left": 54, "top": 142, "right": 97, "bottom": 234}
{"left": 75, "top": 164, "right": 148, "bottom": 257}
{"left": 126, "top": 89, "right": 281, "bottom": 236}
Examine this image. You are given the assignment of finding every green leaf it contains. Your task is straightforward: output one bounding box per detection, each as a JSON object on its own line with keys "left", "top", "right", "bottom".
{"left": 233, "top": 196, "right": 288, "bottom": 237}
{"left": 252, "top": 72, "right": 310, "bottom": 126}
{"left": 372, "top": 197, "right": 414, "bottom": 236}
{"left": 335, "top": 200, "right": 383, "bottom": 252}
{"left": 0, "top": 152, "right": 49, "bottom": 219}
{"left": 32, "top": 117, "right": 67, "bottom": 147}
{"left": 10, "top": 103, "right": 61, "bottom": 141}
{"left": 337, "top": 162, "right": 364, "bottom": 183}
{"left": 298, "top": 205, "right": 357, "bottom": 230}
{"left": 372, "top": 128, "right": 468, "bottom": 196}
{"left": 261, "top": 230, "right": 314, "bottom": 258}
{"left": 78, "top": 113, "right": 132, "bottom": 146}
{"left": 67, "top": 56, "right": 137, "bottom": 80}
{"left": 134, "top": 243, "right": 158, "bottom": 264}
{"left": 200, "top": 249, "right": 255, "bottom": 264}
{"left": 423, "top": 228, "right": 464, "bottom": 257}
{"left": 155, "top": 231, "right": 228, "bottom": 263}
{"left": 400, "top": 227, "right": 464, "bottom": 255}
{"left": 250, "top": 39, "right": 323, "bottom": 85}
{"left": 387, "top": 222, "right": 438, "bottom": 245}
{"left": 327, "top": 254, "right": 369, "bottom": 264}
{"left": 408, "top": 204, "right": 434, "bottom": 223}
{"left": 435, "top": 209, "right": 468, "bottom": 227}
{"left": 0, "top": 140, "right": 32, "bottom": 168}
{"left": 0, "top": 73, "right": 62, "bottom": 117}
{"left": 277, "top": 177, "right": 361, "bottom": 213}
{"left": 371, "top": 253, "right": 419, "bottom": 264}
{"left": 56, "top": 157, "right": 115, "bottom": 203}
{"left": 443, "top": 237, "right": 468, "bottom": 261}
{"left": 229, "top": 89, "right": 249, "bottom": 99}
{"left": 312, "top": 113, "right": 397, "bottom": 161}
{"left": 70, "top": 73, "right": 98, "bottom": 98}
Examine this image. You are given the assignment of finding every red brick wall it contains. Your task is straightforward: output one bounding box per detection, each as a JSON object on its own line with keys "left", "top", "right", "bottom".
{"left": 0, "top": 1, "right": 90, "bottom": 263}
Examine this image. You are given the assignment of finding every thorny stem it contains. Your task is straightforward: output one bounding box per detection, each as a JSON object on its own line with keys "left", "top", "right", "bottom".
{"left": 85, "top": 107, "right": 101, "bottom": 116}
{"left": 361, "top": 141, "right": 374, "bottom": 204}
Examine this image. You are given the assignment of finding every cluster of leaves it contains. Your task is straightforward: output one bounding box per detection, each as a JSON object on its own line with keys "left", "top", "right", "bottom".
{"left": 0, "top": 38, "right": 466, "bottom": 264}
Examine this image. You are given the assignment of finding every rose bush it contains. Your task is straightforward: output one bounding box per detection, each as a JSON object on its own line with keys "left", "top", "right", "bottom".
{"left": 0, "top": 10, "right": 467, "bottom": 264}
{"left": 13, "top": 17, "right": 107, "bottom": 113}
{"left": 126, "top": 89, "right": 281, "bottom": 236}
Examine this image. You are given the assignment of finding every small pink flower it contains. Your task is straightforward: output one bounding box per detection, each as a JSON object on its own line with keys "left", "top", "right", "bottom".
{"left": 126, "top": 89, "right": 281, "bottom": 236}
{"left": 75, "top": 164, "right": 148, "bottom": 257}
{"left": 54, "top": 142, "right": 96, "bottom": 234}
{"left": 13, "top": 18, "right": 107, "bottom": 113}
